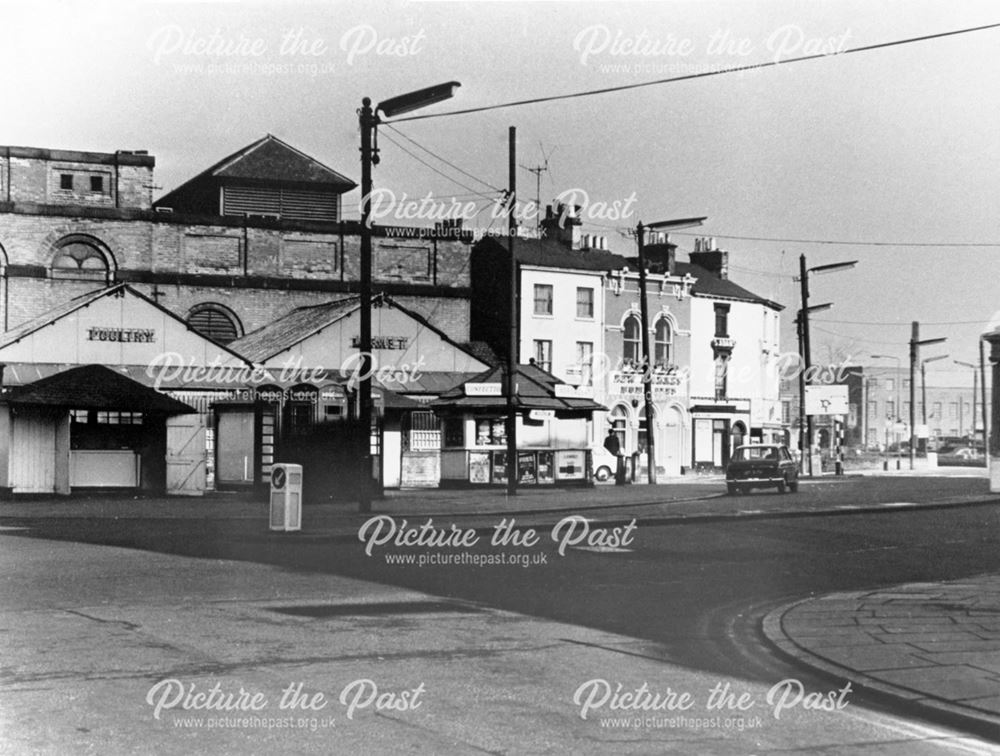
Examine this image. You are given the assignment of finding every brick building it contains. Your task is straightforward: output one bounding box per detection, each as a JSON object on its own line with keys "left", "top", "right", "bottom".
{"left": 0, "top": 139, "right": 473, "bottom": 344}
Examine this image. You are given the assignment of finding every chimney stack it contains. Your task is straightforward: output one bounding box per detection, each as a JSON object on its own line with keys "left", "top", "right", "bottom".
{"left": 689, "top": 237, "right": 728, "bottom": 280}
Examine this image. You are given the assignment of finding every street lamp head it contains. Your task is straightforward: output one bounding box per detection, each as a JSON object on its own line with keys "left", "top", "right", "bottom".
{"left": 809, "top": 260, "right": 858, "bottom": 276}
{"left": 954, "top": 359, "right": 976, "bottom": 369}
{"left": 645, "top": 216, "right": 707, "bottom": 232}
{"left": 377, "top": 81, "right": 461, "bottom": 118}
{"left": 802, "top": 302, "right": 833, "bottom": 315}
{"left": 921, "top": 354, "right": 949, "bottom": 365}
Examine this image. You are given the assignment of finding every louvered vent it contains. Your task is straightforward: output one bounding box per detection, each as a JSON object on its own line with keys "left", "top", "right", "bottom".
{"left": 223, "top": 185, "right": 338, "bottom": 221}
{"left": 188, "top": 307, "right": 239, "bottom": 345}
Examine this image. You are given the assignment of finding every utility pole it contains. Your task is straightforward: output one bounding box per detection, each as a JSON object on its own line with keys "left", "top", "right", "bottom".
{"left": 909, "top": 321, "right": 946, "bottom": 469}
{"left": 799, "top": 255, "right": 813, "bottom": 475}
{"left": 636, "top": 223, "right": 656, "bottom": 484}
{"left": 506, "top": 126, "right": 518, "bottom": 496}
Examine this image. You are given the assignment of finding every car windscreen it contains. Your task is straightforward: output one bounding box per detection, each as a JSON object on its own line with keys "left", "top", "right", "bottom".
{"left": 733, "top": 447, "right": 778, "bottom": 461}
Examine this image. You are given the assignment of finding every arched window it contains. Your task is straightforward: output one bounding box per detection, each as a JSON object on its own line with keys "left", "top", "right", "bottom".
{"left": 653, "top": 317, "right": 672, "bottom": 367}
{"left": 50, "top": 235, "right": 113, "bottom": 282}
{"left": 623, "top": 314, "right": 641, "bottom": 366}
{"left": 187, "top": 303, "right": 243, "bottom": 345}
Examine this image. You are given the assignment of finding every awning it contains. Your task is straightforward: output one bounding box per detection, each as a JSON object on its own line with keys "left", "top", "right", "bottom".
{"left": 2, "top": 365, "right": 195, "bottom": 414}
{"left": 429, "top": 364, "right": 606, "bottom": 414}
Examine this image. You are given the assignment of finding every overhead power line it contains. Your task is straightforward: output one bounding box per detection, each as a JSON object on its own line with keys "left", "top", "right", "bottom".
{"left": 388, "top": 23, "right": 1000, "bottom": 123}
{"left": 671, "top": 231, "right": 1000, "bottom": 247}
{"left": 379, "top": 130, "right": 501, "bottom": 200}
{"left": 383, "top": 124, "right": 502, "bottom": 193}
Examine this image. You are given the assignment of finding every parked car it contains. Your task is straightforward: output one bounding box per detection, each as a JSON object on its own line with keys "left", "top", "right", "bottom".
{"left": 591, "top": 447, "right": 619, "bottom": 482}
{"left": 726, "top": 444, "right": 799, "bottom": 495}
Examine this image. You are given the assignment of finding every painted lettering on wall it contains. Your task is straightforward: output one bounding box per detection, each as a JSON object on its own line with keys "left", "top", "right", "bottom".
{"left": 87, "top": 328, "right": 156, "bottom": 343}
{"left": 350, "top": 336, "right": 410, "bottom": 350}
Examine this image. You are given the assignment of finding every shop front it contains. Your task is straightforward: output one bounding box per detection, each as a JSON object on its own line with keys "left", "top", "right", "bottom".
{"left": 0, "top": 365, "right": 194, "bottom": 495}
{"left": 605, "top": 367, "right": 689, "bottom": 477}
{"left": 432, "top": 364, "right": 604, "bottom": 487}
{"left": 690, "top": 398, "right": 751, "bottom": 471}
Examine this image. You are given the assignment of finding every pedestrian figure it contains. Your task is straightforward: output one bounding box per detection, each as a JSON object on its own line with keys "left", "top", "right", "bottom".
{"left": 604, "top": 428, "right": 626, "bottom": 485}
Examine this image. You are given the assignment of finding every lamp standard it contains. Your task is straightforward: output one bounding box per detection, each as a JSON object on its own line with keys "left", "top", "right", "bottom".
{"left": 796, "top": 302, "right": 832, "bottom": 471}
{"left": 798, "top": 256, "right": 856, "bottom": 475}
{"left": 920, "top": 354, "right": 948, "bottom": 451}
{"left": 871, "top": 354, "right": 901, "bottom": 467}
{"left": 909, "top": 323, "right": 947, "bottom": 469}
{"left": 921, "top": 354, "right": 949, "bottom": 424}
{"left": 635, "top": 216, "right": 705, "bottom": 484}
{"left": 358, "top": 82, "right": 460, "bottom": 511}
{"left": 955, "top": 359, "right": 980, "bottom": 448}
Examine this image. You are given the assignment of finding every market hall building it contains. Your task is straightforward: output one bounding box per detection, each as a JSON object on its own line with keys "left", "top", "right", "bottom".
{"left": 0, "top": 284, "right": 254, "bottom": 495}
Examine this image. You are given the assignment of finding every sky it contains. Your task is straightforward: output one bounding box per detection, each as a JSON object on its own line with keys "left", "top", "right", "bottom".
{"left": 3, "top": 0, "right": 999, "bottom": 380}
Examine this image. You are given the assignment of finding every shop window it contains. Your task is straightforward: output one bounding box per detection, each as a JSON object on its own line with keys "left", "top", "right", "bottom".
{"left": 187, "top": 303, "right": 243, "bottom": 345}
{"left": 533, "top": 340, "right": 552, "bottom": 372}
{"left": 533, "top": 284, "right": 553, "bottom": 315}
{"left": 474, "top": 417, "right": 507, "bottom": 446}
{"left": 51, "top": 237, "right": 113, "bottom": 282}
{"left": 71, "top": 410, "right": 90, "bottom": 423}
{"left": 653, "top": 317, "right": 672, "bottom": 367}
{"left": 95, "top": 411, "right": 143, "bottom": 425}
{"left": 623, "top": 314, "right": 641, "bottom": 366}
{"left": 576, "top": 287, "right": 594, "bottom": 318}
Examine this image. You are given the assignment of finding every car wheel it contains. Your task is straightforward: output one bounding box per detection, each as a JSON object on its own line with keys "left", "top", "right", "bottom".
{"left": 595, "top": 466, "right": 612, "bottom": 482}
{"left": 777, "top": 479, "right": 787, "bottom": 494}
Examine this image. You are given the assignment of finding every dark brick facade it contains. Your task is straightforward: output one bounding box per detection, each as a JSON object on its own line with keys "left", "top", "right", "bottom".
{"left": 0, "top": 147, "right": 474, "bottom": 342}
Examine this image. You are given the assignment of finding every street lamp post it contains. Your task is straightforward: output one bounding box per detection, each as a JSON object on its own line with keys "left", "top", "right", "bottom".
{"left": 798, "top": 255, "right": 856, "bottom": 475}
{"left": 955, "top": 359, "right": 981, "bottom": 449}
{"left": 920, "top": 354, "right": 948, "bottom": 454}
{"left": 358, "top": 82, "right": 460, "bottom": 511}
{"left": 636, "top": 216, "right": 706, "bottom": 484}
{"left": 921, "top": 354, "right": 949, "bottom": 425}
{"left": 871, "top": 354, "right": 901, "bottom": 468}
{"left": 909, "top": 322, "right": 947, "bottom": 469}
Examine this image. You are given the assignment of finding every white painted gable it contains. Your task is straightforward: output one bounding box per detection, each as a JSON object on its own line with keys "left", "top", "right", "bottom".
{"left": 255, "top": 303, "right": 487, "bottom": 377}
{"left": 0, "top": 288, "right": 246, "bottom": 368}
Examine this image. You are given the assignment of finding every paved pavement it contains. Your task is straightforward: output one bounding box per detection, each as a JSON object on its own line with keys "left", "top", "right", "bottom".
{"left": 3, "top": 469, "right": 999, "bottom": 747}
{"left": 764, "top": 576, "right": 1000, "bottom": 740}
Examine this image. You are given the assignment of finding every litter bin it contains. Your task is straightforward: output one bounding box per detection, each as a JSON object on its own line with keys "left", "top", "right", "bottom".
{"left": 269, "top": 463, "right": 302, "bottom": 532}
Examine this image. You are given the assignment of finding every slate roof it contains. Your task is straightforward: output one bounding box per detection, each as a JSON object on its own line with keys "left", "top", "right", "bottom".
{"left": 3, "top": 365, "right": 194, "bottom": 414}
{"left": 227, "top": 294, "right": 487, "bottom": 367}
{"left": 229, "top": 296, "right": 360, "bottom": 363}
{"left": 674, "top": 261, "right": 784, "bottom": 310}
{"left": 430, "top": 364, "right": 606, "bottom": 413}
{"left": 475, "top": 236, "right": 630, "bottom": 273}
{"left": 154, "top": 134, "right": 356, "bottom": 209}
